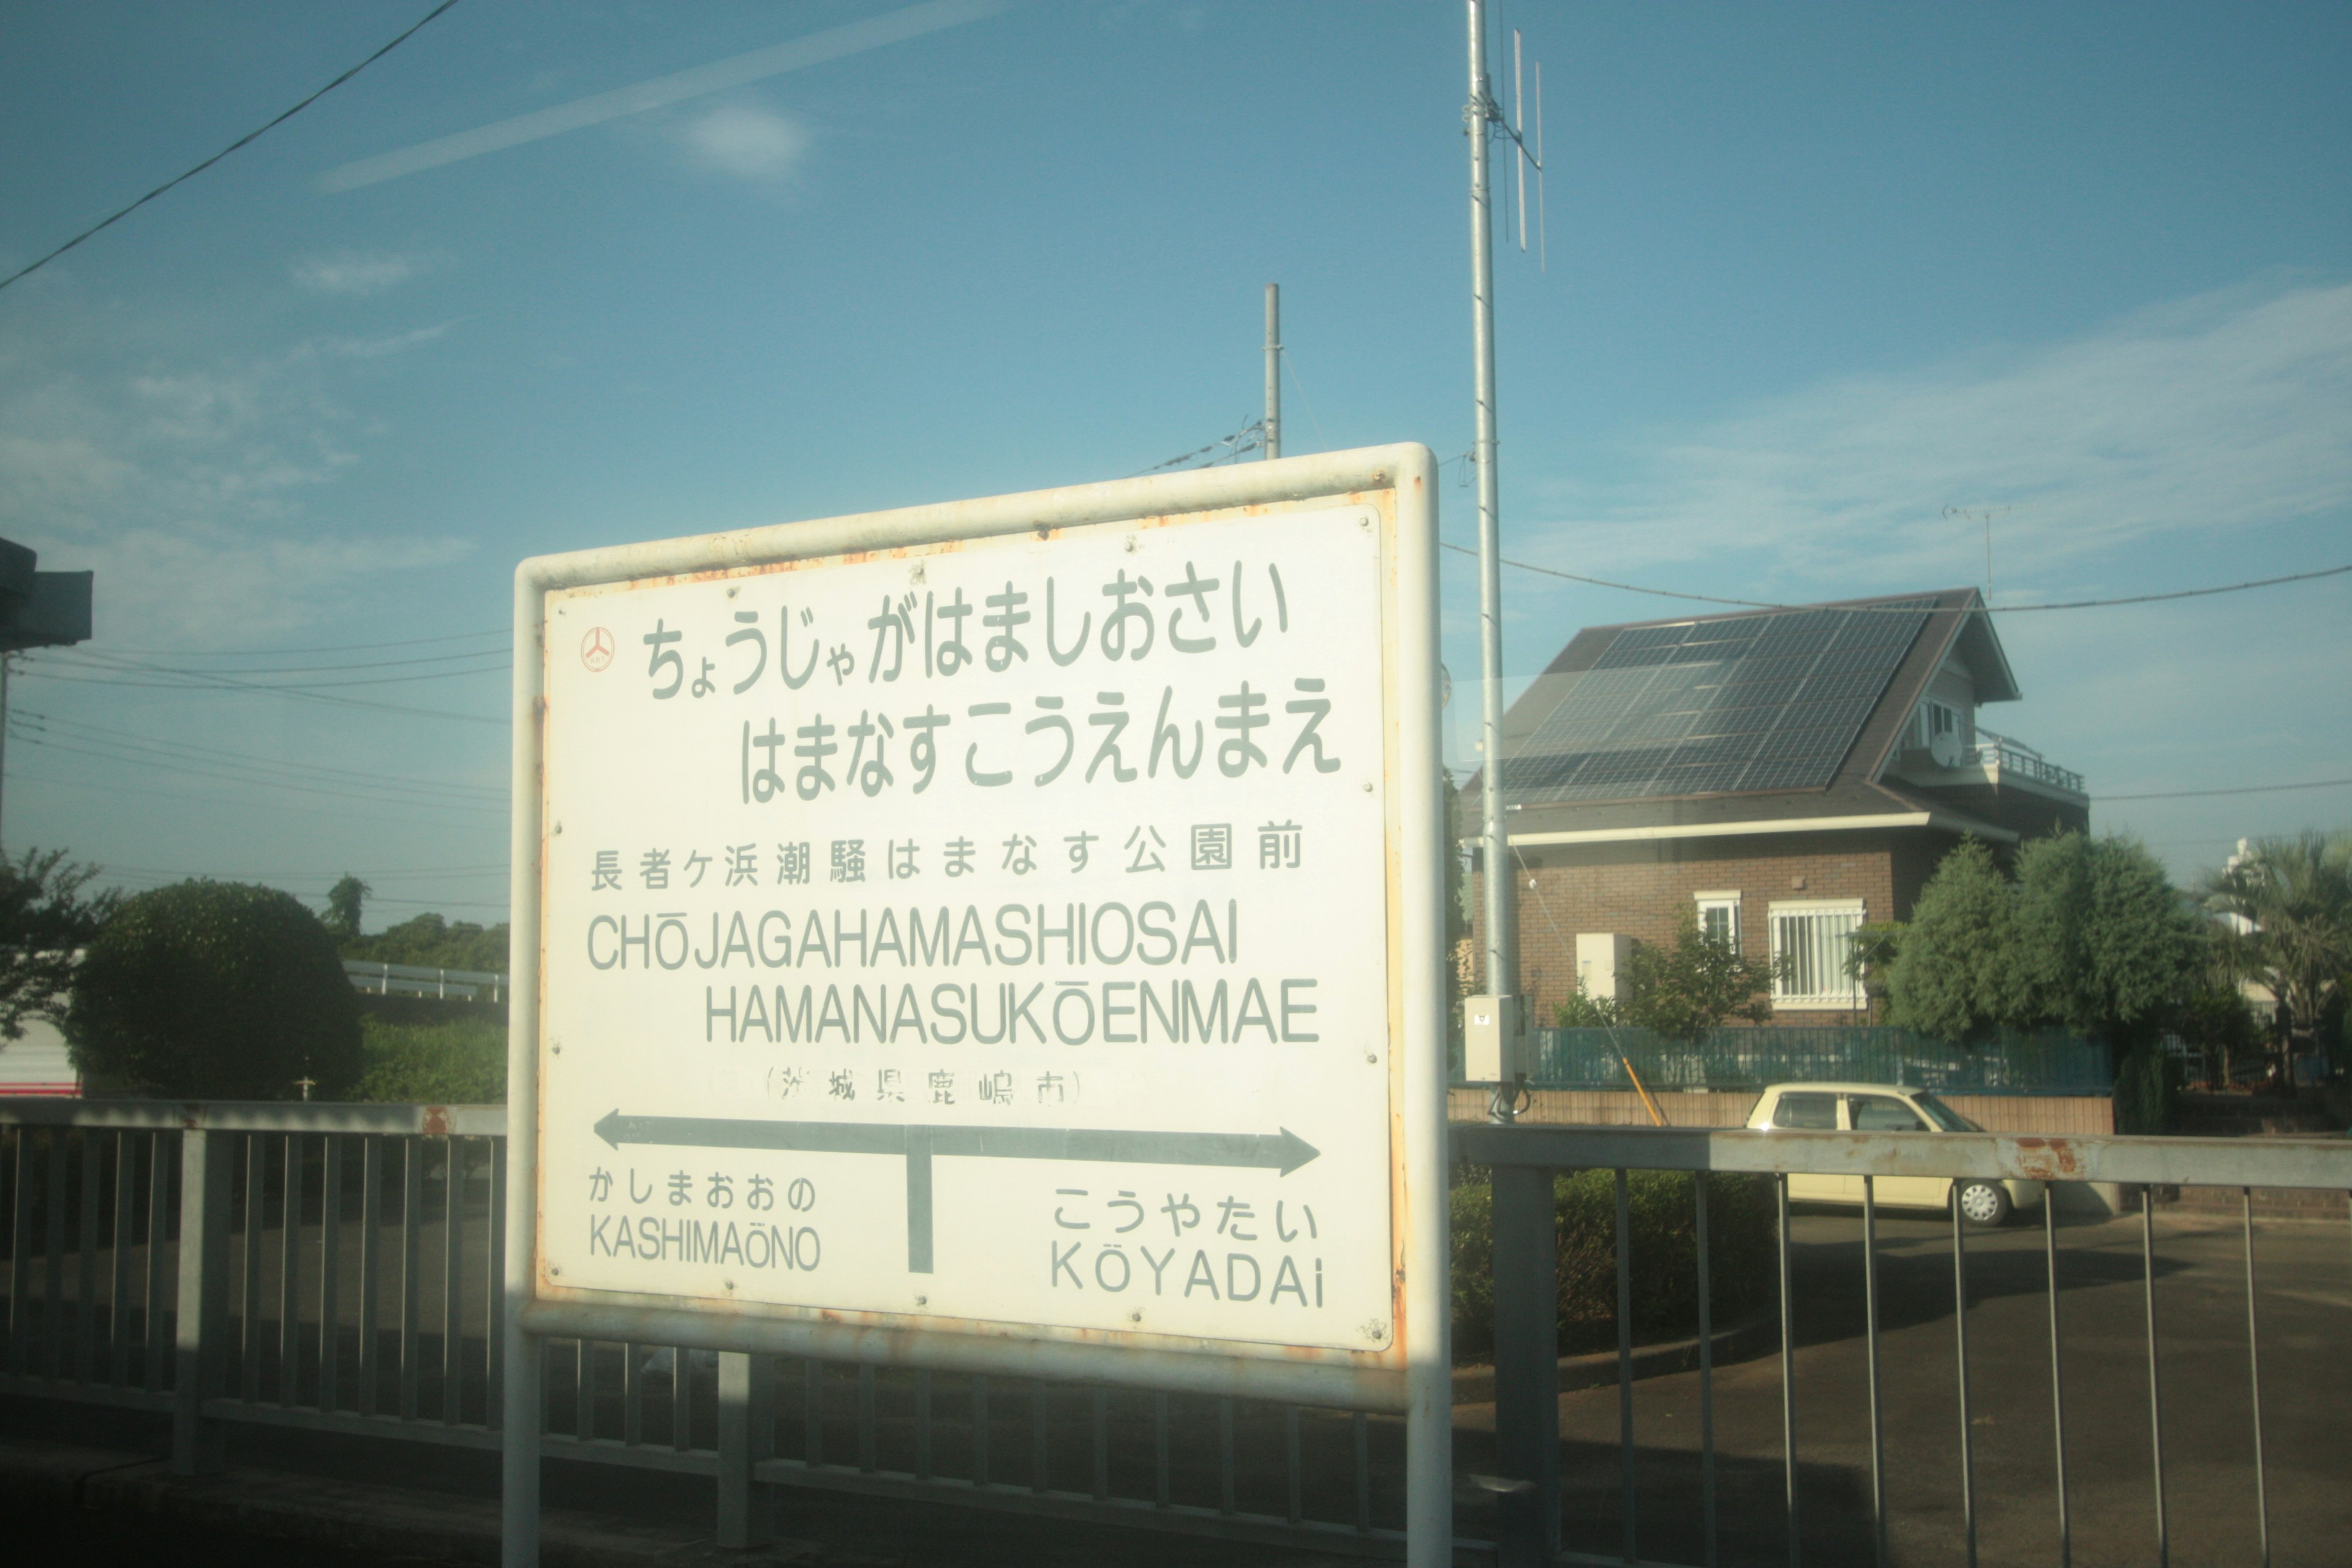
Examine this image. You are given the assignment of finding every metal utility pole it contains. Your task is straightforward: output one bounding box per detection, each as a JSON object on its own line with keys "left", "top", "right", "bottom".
{"left": 0, "top": 655, "right": 11, "bottom": 848}
{"left": 1262, "top": 284, "right": 1281, "bottom": 460}
{"left": 1466, "top": 0, "right": 1517, "bottom": 1085}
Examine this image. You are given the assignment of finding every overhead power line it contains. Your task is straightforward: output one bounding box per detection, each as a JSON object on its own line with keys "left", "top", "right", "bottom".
{"left": 0, "top": 1, "right": 464, "bottom": 295}
{"left": 102, "top": 627, "right": 507, "bottom": 657}
{"left": 2098, "top": 777, "right": 2352, "bottom": 803}
{"left": 9, "top": 709, "right": 503, "bottom": 805}
{"left": 15, "top": 708, "right": 503, "bottom": 797}
{"left": 0, "top": 767, "right": 506, "bottom": 835}
{"left": 40, "top": 647, "right": 509, "bottom": 689}
{"left": 1131, "top": 419, "right": 1267, "bottom": 477}
{"left": 7, "top": 730, "right": 505, "bottom": 815}
{"left": 53, "top": 644, "right": 514, "bottom": 677}
{"left": 1437, "top": 541, "right": 2351, "bottom": 614}
{"left": 18, "top": 655, "right": 504, "bottom": 725}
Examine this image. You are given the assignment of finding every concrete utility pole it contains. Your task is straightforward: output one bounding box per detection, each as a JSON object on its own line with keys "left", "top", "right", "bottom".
{"left": 1262, "top": 283, "right": 1281, "bottom": 460}
{"left": 1466, "top": 1, "right": 1517, "bottom": 1060}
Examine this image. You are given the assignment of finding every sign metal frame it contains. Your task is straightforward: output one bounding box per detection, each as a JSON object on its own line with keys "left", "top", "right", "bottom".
{"left": 503, "top": 445, "right": 1447, "bottom": 1558}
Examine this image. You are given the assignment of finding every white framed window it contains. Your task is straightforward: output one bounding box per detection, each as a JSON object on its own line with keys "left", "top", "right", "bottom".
{"left": 1918, "top": 699, "right": 1959, "bottom": 749}
{"left": 1694, "top": 891, "right": 1742, "bottom": 952}
{"left": 1770, "top": 899, "right": 1866, "bottom": 1008}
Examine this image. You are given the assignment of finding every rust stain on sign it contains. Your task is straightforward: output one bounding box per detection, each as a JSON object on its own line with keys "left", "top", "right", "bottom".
{"left": 421, "top": 1106, "right": 451, "bottom": 1138}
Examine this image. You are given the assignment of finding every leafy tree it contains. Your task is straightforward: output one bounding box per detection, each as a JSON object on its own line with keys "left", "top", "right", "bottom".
{"left": 2176, "top": 969, "right": 2260, "bottom": 1085}
{"left": 2012, "top": 832, "right": 2200, "bottom": 1050}
{"left": 324, "top": 874, "right": 370, "bottom": 940}
{"left": 2201, "top": 831, "right": 2352, "bottom": 1071}
{"left": 67, "top": 881, "right": 363, "bottom": 1099}
{"left": 1883, "top": 838, "right": 2027, "bottom": 1042}
{"left": 1551, "top": 989, "right": 1619, "bottom": 1028}
{"left": 1843, "top": 920, "right": 1907, "bottom": 1020}
{"left": 342, "top": 911, "right": 510, "bottom": 973}
{"left": 1616, "top": 908, "right": 1775, "bottom": 1043}
{"left": 0, "top": 848, "right": 119, "bottom": 1040}
{"left": 1888, "top": 833, "right": 2205, "bottom": 1054}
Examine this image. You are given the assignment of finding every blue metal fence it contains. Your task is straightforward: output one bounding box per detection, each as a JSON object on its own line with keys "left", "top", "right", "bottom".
{"left": 1471, "top": 1026, "right": 2112, "bottom": 1095}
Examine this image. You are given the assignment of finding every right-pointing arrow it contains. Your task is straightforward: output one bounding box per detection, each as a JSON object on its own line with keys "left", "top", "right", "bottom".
{"left": 589, "top": 1111, "right": 1322, "bottom": 1273}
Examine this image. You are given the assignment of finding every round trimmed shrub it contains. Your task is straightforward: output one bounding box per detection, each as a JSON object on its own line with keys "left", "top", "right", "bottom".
{"left": 68, "top": 881, "right": 363, "bottom": 1099}
{"left": 1450, "top": 1167, "right": 1777, "bottom": 1363}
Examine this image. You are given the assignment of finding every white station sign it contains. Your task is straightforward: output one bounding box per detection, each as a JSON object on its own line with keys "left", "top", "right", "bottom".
{"left": 535, "top": 499, "right": 1407, "bottom": 1356}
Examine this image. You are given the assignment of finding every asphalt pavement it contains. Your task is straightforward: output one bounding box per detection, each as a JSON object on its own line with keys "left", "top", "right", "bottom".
{"left": 1451, "top": 1204, "right": 2352, "bottom": 1568}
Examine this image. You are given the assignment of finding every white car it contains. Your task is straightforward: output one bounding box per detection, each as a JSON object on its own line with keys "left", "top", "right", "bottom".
{"left": 1746, "top": 1082, "right": 2043, "bottom": 1227}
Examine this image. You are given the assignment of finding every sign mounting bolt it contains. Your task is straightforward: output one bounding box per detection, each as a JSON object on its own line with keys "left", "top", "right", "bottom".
{"left": 914, "top": 1294, "right": 927, "bottom": 1307}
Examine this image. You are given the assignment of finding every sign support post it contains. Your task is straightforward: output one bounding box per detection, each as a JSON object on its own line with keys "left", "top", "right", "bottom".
{"left": 504, "top": 445, "right": 1446, "bottom": 1565}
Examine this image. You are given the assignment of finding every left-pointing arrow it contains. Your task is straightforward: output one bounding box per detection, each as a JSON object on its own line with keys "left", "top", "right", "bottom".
{"left": 590, "top": 1110, "right": 1321, "bottom": 1274}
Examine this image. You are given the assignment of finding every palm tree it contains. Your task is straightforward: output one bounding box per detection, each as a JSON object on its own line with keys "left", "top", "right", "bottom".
{"left": 2200, "top": 832, "right": 2352, "bottom": 1084}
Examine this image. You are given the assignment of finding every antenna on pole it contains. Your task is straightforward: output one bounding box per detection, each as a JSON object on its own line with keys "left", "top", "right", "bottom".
{"left": 1942, "top": 504, "right": 2021, "bottom": 602}
{"left": 1264, "top": 283, "right": 1281, "bottom": 461}
{"left": 1509, "top": 29, "right": 1546, "bottom": 270}
{"left": 1513, "top": 31, "right": 1527, "bottom": 254}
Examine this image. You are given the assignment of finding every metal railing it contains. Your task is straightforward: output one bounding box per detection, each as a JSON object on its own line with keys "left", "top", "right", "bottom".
{"left": 1970, "top": 729, "right": 2087, "bottom": 796}
{"left": 343, "top": 960, "right": 507, "bottom": 1003}
{"left": 0, "top": 1100, "right": 1406, "bottom": 1556}
{"left": 4, "top": 1099, "right": 2348, "bottom": 1563}
{"left": 1455, "top": 1122, "right": 2352, "bottom": 1568}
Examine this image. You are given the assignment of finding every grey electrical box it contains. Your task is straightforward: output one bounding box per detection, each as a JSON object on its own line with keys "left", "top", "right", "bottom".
{"left": 1462, "top": 993, "right": 1519, "bottom": 1084}
{"left": 0, "top": 537, "right": 91, "bottom": 653}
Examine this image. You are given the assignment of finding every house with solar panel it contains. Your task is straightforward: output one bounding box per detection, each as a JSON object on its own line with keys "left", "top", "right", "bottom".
{"left": 1474, "top": 589, "right": 2089, "bottom": 1025}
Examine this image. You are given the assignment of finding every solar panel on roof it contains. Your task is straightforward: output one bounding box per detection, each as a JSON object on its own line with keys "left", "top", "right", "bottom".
{"left": 1500, "top": 600, "right": 1934, "bottom": 804}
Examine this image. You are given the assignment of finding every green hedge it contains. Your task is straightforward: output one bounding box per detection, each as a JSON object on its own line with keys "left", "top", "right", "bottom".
{"left": 355, "top": 1016, "right": 507, "bottom": 1103}
{"left": 1450, "top": 1168, "right": 1776, "bottom": 1363}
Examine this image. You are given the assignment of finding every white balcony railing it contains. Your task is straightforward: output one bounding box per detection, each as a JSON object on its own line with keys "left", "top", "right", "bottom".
{"left": 1970, "top": 728, "right": 2087, "bottom": 796}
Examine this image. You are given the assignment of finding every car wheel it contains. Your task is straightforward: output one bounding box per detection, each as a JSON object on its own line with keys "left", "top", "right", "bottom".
{"left": 1956, "top": 1180, "right": 2011, "bottom": 1227}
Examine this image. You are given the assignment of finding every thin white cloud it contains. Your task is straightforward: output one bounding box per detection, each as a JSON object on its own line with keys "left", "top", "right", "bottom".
{"left": 1523, "top": 278, "right": 2352, "bottom": 592}
{"left": 318, "top": 0, "right": 1004, "bottom": 192}
{"left": 677, "top": 104, "right": 811, "bottom": 181}
{"left": 317, "top": 323, "right": 454, "bottom": 361}
{"left": 290, "top": 252, "right": 426, "bottom": 296}
{"left": 0, "top": 332, "right": 472, "bottom": 645}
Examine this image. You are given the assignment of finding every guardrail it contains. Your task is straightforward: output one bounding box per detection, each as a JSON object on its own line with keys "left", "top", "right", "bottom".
{"left": 4, "top": 1101, "right": 2346, "bottom": 1563}
{"left": 343, "top": 960, "right": 507, "bottom": 1003}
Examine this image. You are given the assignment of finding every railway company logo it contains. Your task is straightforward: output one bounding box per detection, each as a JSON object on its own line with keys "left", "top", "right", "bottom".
{"left": 581, "top": 626, "right": 616, "bottom": 672}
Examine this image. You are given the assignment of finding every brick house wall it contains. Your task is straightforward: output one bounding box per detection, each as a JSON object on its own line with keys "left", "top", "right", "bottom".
{"left": 1470, "top": 827, "right": 1969, "bottom": 1025}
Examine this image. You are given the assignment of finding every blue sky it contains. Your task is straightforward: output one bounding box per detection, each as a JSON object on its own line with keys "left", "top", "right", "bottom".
{"left": 1, "top": 0, "right": 2345, "bottom": 927}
